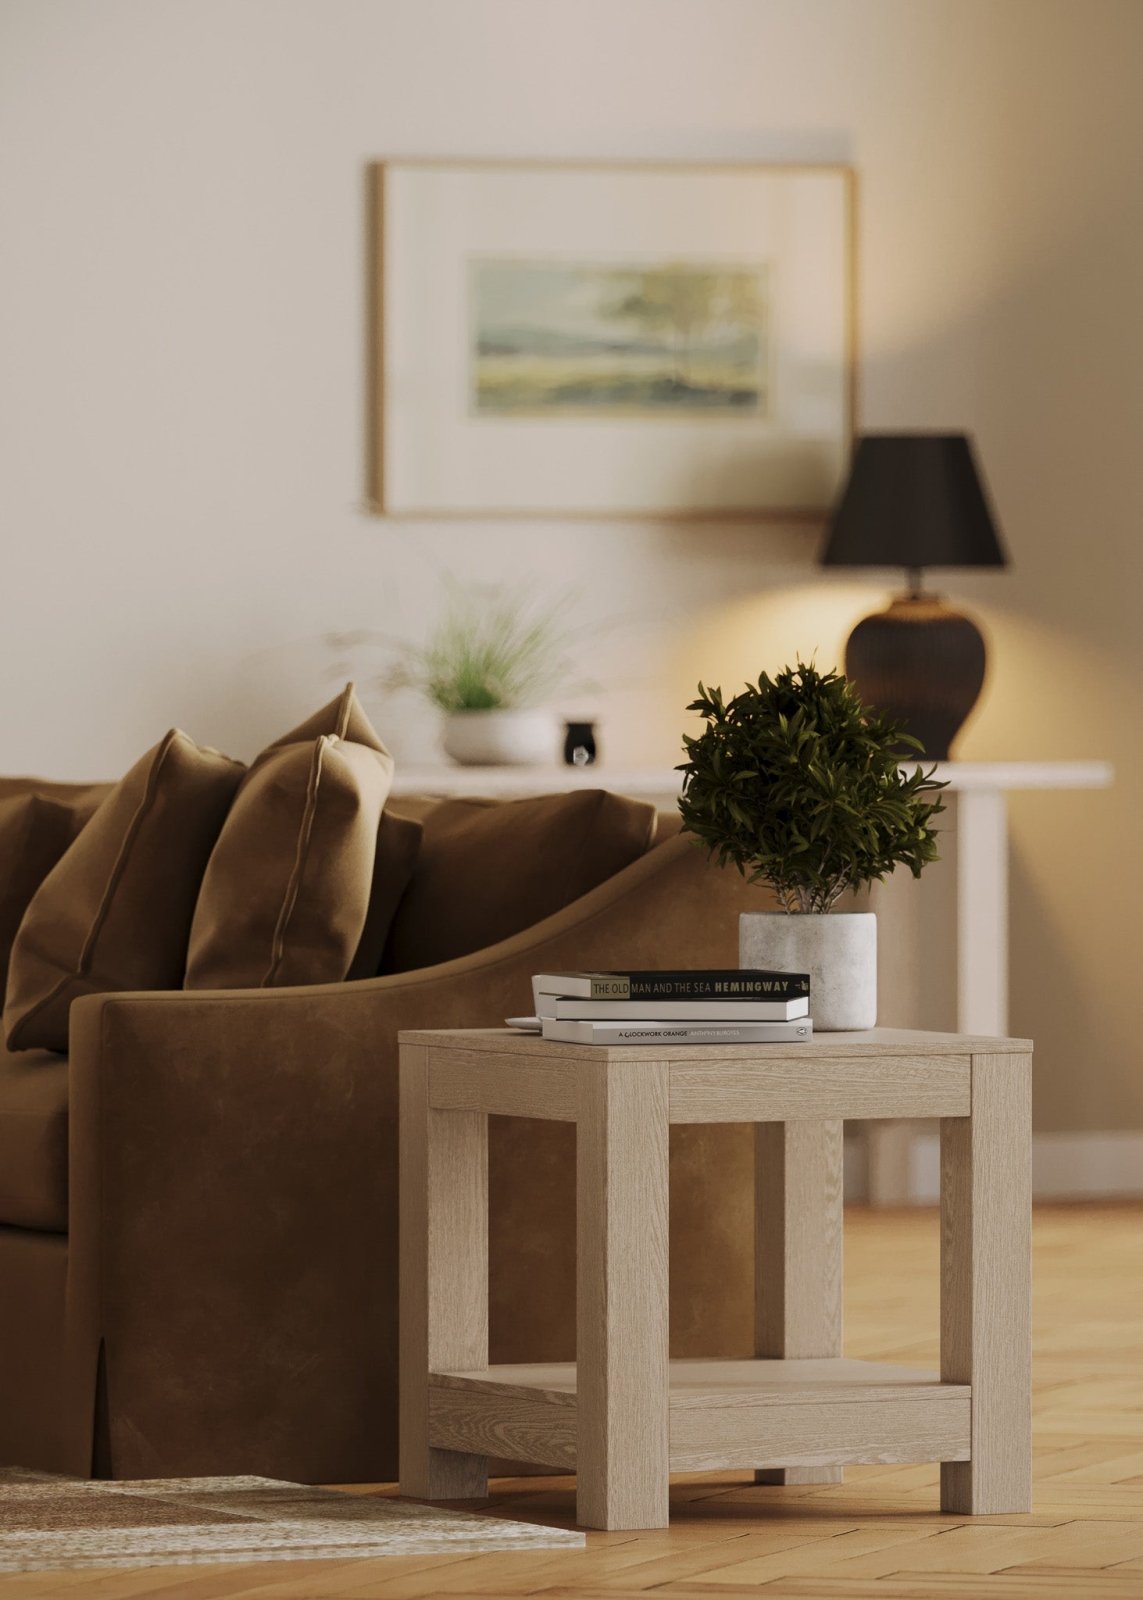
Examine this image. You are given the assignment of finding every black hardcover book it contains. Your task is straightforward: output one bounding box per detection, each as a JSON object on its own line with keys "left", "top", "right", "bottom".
{"left": 534, "top": 968, "right": 810, "bottom": 1001}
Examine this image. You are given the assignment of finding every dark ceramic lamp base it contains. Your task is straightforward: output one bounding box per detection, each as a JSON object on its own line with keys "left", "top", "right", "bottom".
{"left": 844, "top": 594, "right": 986, "bottom": 761}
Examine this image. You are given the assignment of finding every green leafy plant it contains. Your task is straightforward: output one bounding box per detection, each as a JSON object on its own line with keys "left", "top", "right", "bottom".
{"left": 385, "top": 584, "right": 577, "bottom": 713}
{"left": 678, "top": 661, "right": 946, "bottom": 913}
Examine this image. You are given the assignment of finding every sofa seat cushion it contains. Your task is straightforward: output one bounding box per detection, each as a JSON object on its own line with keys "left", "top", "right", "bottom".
{"left": 0, "top": 1047, "right": 68, "bottom": 1231}
{"left": 382, "top": 789, "right": 658, "bottom": 973}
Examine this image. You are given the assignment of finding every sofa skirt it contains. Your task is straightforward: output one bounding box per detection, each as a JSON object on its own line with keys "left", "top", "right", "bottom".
{"left": 0, "top": 1228, "right": 95, "bottom": 1474}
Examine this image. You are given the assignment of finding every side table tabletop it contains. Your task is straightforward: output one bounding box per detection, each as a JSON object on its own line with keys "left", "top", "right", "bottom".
{"left": 398, "top": 1026, "right": 1032, "bottom": 1531}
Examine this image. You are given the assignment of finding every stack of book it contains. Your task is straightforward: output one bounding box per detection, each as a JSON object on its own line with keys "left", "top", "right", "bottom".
{"left": 531, "top": 968, "right": 813, "bottom": 1046}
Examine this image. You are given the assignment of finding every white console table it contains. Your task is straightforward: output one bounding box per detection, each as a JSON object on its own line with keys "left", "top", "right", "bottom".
{"left": 393, "top": 759, "right": 1113, "bottom": 1202}
{"left": 392, "top": 765, "right": 684, "bottom": 805}
{"left": 867, "top": 762, "right": 1112, "bottom": 1201}
{"left": 920, "top": 762, "right": 1112, "bottom": 1034}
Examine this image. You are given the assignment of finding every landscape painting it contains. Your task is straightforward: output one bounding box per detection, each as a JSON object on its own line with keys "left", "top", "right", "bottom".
{"left": 470, "top": 259, "right": 770, "bottom": 417}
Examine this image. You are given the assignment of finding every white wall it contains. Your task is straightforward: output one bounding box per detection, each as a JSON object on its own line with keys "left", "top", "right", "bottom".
{"left": 2, "top": 0, "right": 1141, "bottom": 1132}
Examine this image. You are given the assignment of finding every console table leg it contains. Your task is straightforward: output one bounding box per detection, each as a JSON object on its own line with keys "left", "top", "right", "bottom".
{"left": 940, "top": 1051, "right": 1032, "bottom": 1514}
{"left": 576, "top": 1058, "right": 670, "bottom": 1530}
{"left": 754, "top": 1119, "right": 845, "bottom": 1485}
{"left": 399, "top": 1044, "right": 489, "bottom": 1500}
{"left": 956, "top": 789, "right": 1010, "bottom": 1036}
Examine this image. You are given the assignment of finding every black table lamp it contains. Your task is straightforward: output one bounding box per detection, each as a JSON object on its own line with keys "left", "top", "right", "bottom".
{"left": 820, "top": 432, "right": 1007, "bottom": 760}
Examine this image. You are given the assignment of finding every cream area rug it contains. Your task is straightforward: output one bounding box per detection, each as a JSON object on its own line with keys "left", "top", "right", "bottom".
{"left": 0, "top": 1469, "right": 584, "bottom": 1571}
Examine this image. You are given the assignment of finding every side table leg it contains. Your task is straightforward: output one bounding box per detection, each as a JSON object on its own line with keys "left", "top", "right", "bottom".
{"left": 754, "top": 1120, "right": 845, "bottom": 1485}
{"left": 940, "top": 1051, "right": 1032, "bottom": 1514}
{"left": 576, "top": 1057, "right": 670, "bottom": 1530}
{"left": 399, "top": 1044, "right": 489, "bottom": 1499}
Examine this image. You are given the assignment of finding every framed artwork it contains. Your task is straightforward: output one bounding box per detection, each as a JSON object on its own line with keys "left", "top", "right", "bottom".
{"left": 369, "top": 160, "right": 855, "bottom": 519}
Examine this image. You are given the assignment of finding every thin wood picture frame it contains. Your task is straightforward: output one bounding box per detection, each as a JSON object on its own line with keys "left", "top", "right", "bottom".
{"left": 368, "top": 159, "right": 856, "bottom": 521}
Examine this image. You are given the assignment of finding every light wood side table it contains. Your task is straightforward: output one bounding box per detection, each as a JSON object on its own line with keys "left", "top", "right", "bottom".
{"left": 398, "top": 1026, "right": 1032, "bottom": 1531}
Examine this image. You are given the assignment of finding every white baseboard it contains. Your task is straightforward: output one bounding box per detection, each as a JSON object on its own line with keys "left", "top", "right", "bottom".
{"left": 906, "top": 1130, "right": 1143, "bottom": 1203}
{"left": 1031, "top": 1132, "right": 1143, "bottom": 1199}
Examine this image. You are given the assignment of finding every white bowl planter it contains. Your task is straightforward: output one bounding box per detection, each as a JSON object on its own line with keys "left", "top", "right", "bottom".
{"left": 739, "top": 911, "right": 877, "bottom": 1032}
{"left": 441, "top": 708, "right": 559, "bottom": 767}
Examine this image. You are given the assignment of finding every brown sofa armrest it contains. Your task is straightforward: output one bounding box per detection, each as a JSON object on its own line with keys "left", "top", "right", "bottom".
{"left": 67, "top": 973, "right": 405, "bottom": 1482}
{"left": 65, "top": 836, "right": 774, "bottom": 1480}
{"left": 364, "top": 828, "right": 774, "bottom": 1011}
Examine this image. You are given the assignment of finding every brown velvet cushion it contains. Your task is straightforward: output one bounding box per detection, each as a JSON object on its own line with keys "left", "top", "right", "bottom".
{"left": 0, "top": 1045, "right": 69, "bottom": 1231}
{"left": 382, "top": 789, "right": 658, "bottom": 973}
{"left": 0, "top": 777, "right": 113, "bottom": 806}
{"left": 261, "top": 684, "right": 386, "bottom": 755}
{"left": 346, "top": 809, "right": 424, "bottom": 980}
{"left": 186, "top": 687, "right": 396, "bottom": 989}
{"left": 3, "top": 733, "right": 244, "bottom": 1053}
{"left": 0, "top": 791, "right": 106, "bottom": 1003}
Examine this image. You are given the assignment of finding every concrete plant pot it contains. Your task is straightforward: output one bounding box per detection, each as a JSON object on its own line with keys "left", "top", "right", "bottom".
{"left": 739, "top": 910, "right": 877, "bottom": 1031}
{"left": 441, "top": 708, "right": 558, "bottom": 767}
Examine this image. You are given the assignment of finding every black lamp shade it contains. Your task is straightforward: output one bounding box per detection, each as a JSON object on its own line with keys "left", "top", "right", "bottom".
{"left": 821, "top": 433, "right": 1007, "bottom": 569}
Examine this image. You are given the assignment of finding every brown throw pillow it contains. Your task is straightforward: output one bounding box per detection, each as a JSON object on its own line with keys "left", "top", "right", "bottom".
{"left": 0, "top": 790, "right": 105, "bottom": 1002}
{"left": 4, "top": 733, "right": 245, "bottom": 1052}
{"left": 382, "top": 789, "right": 658, "bottom": 974}
{"left": 0, "top": 776, "right": 112, "bottom": 806}
{"left": 185, "top": 686, "right": 397, "bottom": 989}
{"left": 346, "top": 808, "right": 424, "bottom": 980}
{"left": 258, "top": 684, "right": 386, "bottom": 755}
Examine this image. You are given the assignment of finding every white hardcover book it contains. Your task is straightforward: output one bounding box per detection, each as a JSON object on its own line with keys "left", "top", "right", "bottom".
{"left": 541, "top": 1017, "right": 814, "bottom": 1046}
{"left": 536, "top": 995, "right": 809, "bottom": 1021}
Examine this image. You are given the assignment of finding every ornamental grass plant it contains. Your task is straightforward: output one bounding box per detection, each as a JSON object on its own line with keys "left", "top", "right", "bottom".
{"left": 678, "top": 661, "right": 945, "bottom": 913}
{"left": 386, "top": 585, "right": 576, "bottom": 713}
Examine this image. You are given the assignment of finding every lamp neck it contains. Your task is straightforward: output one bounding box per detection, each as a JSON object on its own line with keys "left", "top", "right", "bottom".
{"left": 905, "top": 566, "right": 926, "bottom": 598}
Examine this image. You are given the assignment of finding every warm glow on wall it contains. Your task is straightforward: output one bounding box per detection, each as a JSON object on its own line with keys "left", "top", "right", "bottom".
{"left": 675, "top": 580, "right": 887, "bottom": 702}
{"left": 951, "top": 605, "right": 1125, "bottom": 762}
{"left": 670, "top": 580, "right": 1107, "bottom": 767}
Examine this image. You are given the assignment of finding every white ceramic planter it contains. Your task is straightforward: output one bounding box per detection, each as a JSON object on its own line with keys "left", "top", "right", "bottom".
{"left": 441, "top": 709, "right": 559, "bottom": 767}
{"left": 739, "top": 911, "right": 877, "bottom": 1032}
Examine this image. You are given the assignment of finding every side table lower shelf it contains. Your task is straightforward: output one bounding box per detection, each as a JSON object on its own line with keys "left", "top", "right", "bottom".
{"left": 428, "top": 1357, "right": 971, "bottom": 1475}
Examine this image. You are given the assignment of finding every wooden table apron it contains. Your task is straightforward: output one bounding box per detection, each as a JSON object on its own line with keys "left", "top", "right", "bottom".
{"left": 397, "top": 1028, "right": 1033, "bottom": 1531}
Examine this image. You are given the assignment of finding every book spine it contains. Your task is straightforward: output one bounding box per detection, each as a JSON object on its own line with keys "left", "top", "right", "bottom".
{"left": 545, "top": 1019, "right": 813, "bottom": 1045}
{"left": 597, "top": 977, "right": 808, "bottom": 1001}
{"left": 533, "top": 970, "right": 812, "bottom": 1001}
{"left": 549, "top": 998, "right": 808, "bottom": 1021}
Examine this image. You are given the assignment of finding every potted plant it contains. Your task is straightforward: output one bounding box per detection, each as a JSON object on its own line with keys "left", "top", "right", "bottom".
{"left": 677, "top": 661, "right": 945, "bottom": 1029}
{"left": 386, "top": 585, "right": 575, "bottom": 766}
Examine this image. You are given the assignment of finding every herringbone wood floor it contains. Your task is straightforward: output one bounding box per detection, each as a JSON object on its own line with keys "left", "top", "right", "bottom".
{"left": 4, "top": 1202, "right": 1141, "bottom": 1599}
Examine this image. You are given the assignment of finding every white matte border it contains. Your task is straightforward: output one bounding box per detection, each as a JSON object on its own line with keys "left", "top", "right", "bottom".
{"left": 374, "top": 161, "right": 854, "bottom": 518}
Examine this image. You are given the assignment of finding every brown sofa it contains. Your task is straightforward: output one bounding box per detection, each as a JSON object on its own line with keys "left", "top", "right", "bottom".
{"left": 0, "top": 781, "right": 776, "bottom": 1484}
